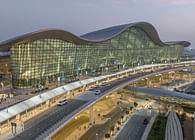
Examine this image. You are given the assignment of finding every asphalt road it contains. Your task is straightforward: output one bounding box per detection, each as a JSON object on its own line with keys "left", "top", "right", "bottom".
{"left": 116, "top": 115, "right": 151, "bottom": 140}
{"left": 11, "top": 99, "right": 87, "bottom": 140}
{"left": 129, "top": 86, "right": 195, "bottom": 101}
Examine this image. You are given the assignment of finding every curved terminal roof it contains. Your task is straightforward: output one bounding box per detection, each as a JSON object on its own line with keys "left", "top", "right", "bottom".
{"left": 0, "top": 22, "right": 190, "bottom": 51}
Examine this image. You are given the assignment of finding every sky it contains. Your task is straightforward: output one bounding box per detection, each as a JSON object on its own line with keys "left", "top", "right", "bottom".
{"left": 0, "top": 0, "right": 194, "bottom": 48}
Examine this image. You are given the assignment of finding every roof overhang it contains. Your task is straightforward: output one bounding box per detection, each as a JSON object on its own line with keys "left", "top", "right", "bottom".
{"left": 0, "top": 22, "right": 190, "bottom": 51}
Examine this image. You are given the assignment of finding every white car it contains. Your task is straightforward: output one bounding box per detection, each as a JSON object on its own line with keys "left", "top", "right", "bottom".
{"left": 95, "top": 90, "right": 101, "bottom": 95}
{"left": 101, "top": 82, "right": 107, "bottom": 86}
{"left": 57, "top": 98, "right": 68, "bottom": 106}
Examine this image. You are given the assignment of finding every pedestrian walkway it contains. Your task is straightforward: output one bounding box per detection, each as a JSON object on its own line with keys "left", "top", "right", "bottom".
{"left": 0, "top": 94, "right": 33, "bottom": 110}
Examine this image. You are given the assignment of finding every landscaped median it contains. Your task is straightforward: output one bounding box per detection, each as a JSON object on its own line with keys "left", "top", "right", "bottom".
{"left": 104, "top": 104, "right": 138, "bottom": 140}
{"left": 147, "top": 115, "right": 167, "bottom": 140}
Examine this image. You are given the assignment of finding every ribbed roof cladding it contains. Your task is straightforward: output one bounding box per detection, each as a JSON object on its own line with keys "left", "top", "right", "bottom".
{"left": 81, "top": 23, "right": 130, "bottom": 41}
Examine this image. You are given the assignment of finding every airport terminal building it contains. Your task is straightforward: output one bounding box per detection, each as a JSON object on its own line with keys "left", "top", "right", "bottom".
{"left": 0, "top": 22, "right": 190, "bottom": 89}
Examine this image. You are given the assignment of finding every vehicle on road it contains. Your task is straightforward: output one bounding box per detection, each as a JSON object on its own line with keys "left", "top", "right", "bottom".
{"left": 89, "top": 86, "right": 95, "bottom": 90}
{"left": 143, "top": 118, "right": 148, "bottom": 125}
{"left": 89, "top": 84, "right": 99, "bottom": 90}
{"left": 101, "top": 82, "right": 107, "bottom": 86}
{"left": 106, "top": 83, "right": 111, "bottom": 87}
{"left": 101, "top": 82, "right": 111, "bottom": 87}
{"left": 95, "top": 90, "right": 101, "bottom": 95}
{"left": 94, "top": 84, "right": 100, "bottom": 88}
{"left": 148, "top": 106, "right": 152, "bottom": 109}
{"left": 57, "top": 98, "right": 68, "bottom": 106}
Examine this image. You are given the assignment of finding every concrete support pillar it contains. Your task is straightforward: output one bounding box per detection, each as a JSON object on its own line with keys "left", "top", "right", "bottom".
{"left": 7, "top": 120, "right": 9, "bottom": 127}
{"left": 161, "top": 74, "right": 163, "bottom": 84}
{"left": 174, "top": 71, "right": 176, "bottom": 82}
{"left": 125, "top": 72, "right": 128, "bottom": 76}
{"left": 188, "top": 73, "right": 191, "bottom": 80}
{"left": 46, "top": 100, "right": 50, "bottom": 107}
{"left": 16, "top": 114, "right": 20, "bottom": 121}
{"left": 190, "top": 73, "right": 192, "bottom": 81}
{"left": 115, "top": 92, "right": 118, "bottom": 105}
{"left": 180, "top": 72, "right": 183, "bottom": 80}
{"left": 82, "top": 85, "right": 86, "bottom": 92}
{"left": 107, "top": 77, "right": 109, "bottom": 82}
{"left": 90, "top": 105, "right": 94, "bottom": 125}
{"left": 146, "top": 78, "right": 150, "bottom": 88}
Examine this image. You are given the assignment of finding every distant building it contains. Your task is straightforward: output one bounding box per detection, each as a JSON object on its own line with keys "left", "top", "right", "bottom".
{"left": 0, "top": 22, "right": 190, "bottom": 89}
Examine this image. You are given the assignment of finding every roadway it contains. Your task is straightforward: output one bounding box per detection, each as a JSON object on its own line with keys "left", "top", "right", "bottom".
{"left": 115, "top": 115, "right": 151, "bottom": 140}
{"left": 128, "top": 86, "right": 195, "bottom": 101}
{"left": 11, "top": 99, "right": 87, "bottom": 140}
{"left": 9, "top": 65, "right": 195, "bottom": 140}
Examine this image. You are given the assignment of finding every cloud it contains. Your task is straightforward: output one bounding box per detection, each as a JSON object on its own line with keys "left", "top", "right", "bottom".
{"left": 138, "top": 0, "right": 195, "bottom": 5}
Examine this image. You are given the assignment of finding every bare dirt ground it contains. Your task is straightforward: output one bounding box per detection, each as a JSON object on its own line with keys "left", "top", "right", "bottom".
{"left": 183, "top": 117, "right": 193, "bottom": 140}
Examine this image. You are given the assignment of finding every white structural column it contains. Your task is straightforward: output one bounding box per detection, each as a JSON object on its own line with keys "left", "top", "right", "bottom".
{"left": 146, "top": 78, "right": 150, "bottom": 88}
{"left": 115, "top": 92, "right": 118, "bottom": 105}
{"left": 160, "top": 74, "right": 163, "bottom": 84}
{"left": 90, "top": 105, "right": 94, "bottom": 125}
{"left": 174, "top": 71, "right": 176, "bottom": 82}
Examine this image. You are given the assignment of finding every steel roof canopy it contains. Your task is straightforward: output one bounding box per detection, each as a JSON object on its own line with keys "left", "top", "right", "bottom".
{"left": 0, "top": 22, "right": 190, "bottom": 51}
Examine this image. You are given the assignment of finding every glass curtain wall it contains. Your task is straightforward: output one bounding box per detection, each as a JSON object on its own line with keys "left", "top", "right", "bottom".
{"left": 10, "top": 27, "right": 184, "bottom": 88}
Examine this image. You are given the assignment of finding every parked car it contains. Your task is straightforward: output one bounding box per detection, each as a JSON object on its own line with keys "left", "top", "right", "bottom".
{"left": 95, "top": 90, "right": 101, "bottom": 95}
{"left": 57, "top": 98, "right": 68, "bottom": 106}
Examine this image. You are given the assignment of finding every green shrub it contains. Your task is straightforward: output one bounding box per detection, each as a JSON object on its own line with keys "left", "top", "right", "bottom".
{"left": 134, "top": 102, "right": 138, "bottom": 107}
{"left": 110, "top": 125, "right": 115, "bottom": 131}
{"left": 105, "top": 133, "right": 110, "bottom": 138}
{"left": 130, "top": 106, "right": 133, "bottom": 110}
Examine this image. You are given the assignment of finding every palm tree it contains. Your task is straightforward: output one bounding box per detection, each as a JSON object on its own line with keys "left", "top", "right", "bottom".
{"left": 110, "top": 125, "right": 115, "bottom": 136}
{"left": 105, "top": 133, "right": 110, "bottom": 139}
{"left": 130, "top": 106, "right": 133, "bottom": 111}
{"left": 134, "top": 102, "right": 138, "bottom": 107}
{"left": 126, "top": 110, "right": 129, "bottom": 115}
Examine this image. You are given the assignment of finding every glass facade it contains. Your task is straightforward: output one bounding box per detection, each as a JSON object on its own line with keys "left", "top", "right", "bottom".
{"left": 10, "top": 27, "right": 184, "bottom": 89}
